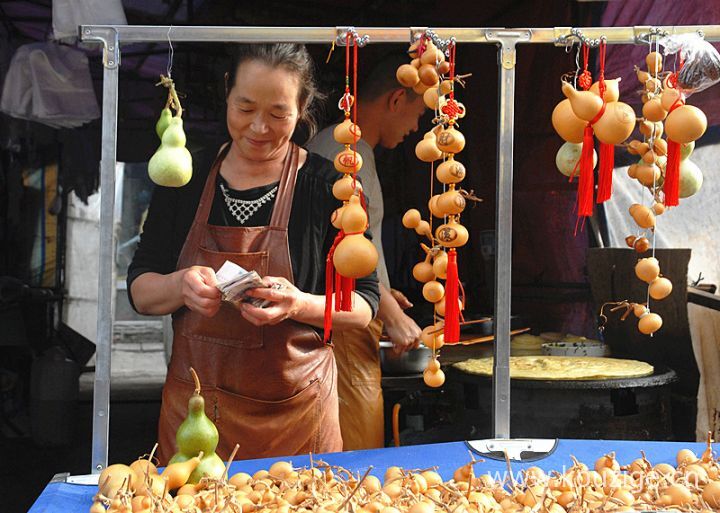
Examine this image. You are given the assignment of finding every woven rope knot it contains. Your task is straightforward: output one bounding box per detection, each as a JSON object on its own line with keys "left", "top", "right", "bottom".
{"left": 578, "top": 70, "right": 593, "bottom": 90}
{"left": 441, "top": 98, "right": 463, "bottom": 120}
{"left": 338, "top": 92, "right": 354, "bottom": 112}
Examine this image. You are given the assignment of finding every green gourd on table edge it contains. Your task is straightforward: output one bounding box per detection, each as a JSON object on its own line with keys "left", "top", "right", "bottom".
{"left": 168, "top": 368, "right": 224, "bottom": 484}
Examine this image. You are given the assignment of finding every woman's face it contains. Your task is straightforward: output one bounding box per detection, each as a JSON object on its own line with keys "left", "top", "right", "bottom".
{"left": 226, "top": 60, "right": 301, "bottom": 162}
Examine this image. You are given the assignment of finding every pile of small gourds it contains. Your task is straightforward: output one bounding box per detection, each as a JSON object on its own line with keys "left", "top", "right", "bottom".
{"left": 90, "top": 433, "right": 720, "bottom": 513}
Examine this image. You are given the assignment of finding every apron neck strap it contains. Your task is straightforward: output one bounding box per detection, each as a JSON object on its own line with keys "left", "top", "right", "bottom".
{"left": 269, "top": 142, "right": 299, "bottom": 229}
{"left": 191, "top": 142, "right": 233, "bottom": 228}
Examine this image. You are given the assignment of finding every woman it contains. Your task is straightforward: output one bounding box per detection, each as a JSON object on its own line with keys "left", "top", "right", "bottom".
{"left": 128, "top": 44, "right": 379, "bottom": 463}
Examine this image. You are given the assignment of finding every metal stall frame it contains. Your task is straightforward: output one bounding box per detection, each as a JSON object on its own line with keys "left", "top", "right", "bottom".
{"left": 80, "top": 24, "right": 720, "bottom": 473}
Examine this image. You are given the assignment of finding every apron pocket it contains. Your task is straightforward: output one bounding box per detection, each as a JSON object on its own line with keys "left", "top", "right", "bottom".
{"left": 180, "top": 247, "right": 269, "bottom": 349}
{"left": 215, "top": 378, "right": 321, "bottom": 457}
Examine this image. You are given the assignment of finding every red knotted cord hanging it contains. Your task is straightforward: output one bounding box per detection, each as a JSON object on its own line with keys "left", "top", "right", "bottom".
{"left": 595, "top": 40, "right": 615, "bottom": 204}
{"left": 323, "top": 33, "right": 366, "bottom": 342}
{"left": 664, "top": 98, "right": 684, "bottom": 207}
{"left": 442, "top": 41, "right": 461, "bottom": 344}
{"left": 578, "top": 44, "right": 592, "bottom": 91}
{"left": 576, "top": 43, "right": 596, "bottom": 218}
{"left": 664, "top": 62, "right": 685, "bottom": 208}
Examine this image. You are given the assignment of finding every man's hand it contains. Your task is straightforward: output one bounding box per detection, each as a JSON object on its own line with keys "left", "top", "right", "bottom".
{"left": 390, "top": 288, "right": 413, "bottom": 310}
{"left": 384, "top": 311, "right": 422, "bottom": 354}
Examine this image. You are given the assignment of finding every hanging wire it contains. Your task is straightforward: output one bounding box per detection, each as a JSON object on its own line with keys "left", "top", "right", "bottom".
{"left": 573, "top": 42, "right": 582, "bottom": 90}
{"left": 166, "top": 25, "right": 175, "bottom": 79}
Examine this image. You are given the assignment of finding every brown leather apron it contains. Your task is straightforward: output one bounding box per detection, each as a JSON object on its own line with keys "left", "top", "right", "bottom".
{"left": 157, "top": 143, "right": 342, "bottom": 463}
{"left": 332, "top": 319, "right": 385, "bottom": 450}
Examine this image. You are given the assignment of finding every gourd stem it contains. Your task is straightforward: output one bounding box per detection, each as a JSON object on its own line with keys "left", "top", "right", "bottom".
{"left": 223, "top": 444, "right": 240, "bottom": 480}
{"left": 146, "top": 443, "right": 158, "bottom": 487}
{"left": 189, "top": 367, "right": 201, "bottom": 395}
{"left": 169, "top": 83, "right": 183, "bottom": 118}
{"left": 157, "top": 75, "right": 183, "bottom": 118}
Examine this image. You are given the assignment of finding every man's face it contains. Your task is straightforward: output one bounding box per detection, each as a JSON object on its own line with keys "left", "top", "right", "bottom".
{"left": 380, "top": 92, "right": 426, "bottom": 149}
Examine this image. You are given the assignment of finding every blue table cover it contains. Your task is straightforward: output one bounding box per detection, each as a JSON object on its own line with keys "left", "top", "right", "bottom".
{"left": 28, "top": 439, "right": 708, "bottom": 513}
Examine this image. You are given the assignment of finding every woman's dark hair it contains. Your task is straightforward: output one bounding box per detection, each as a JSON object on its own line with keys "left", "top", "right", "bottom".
{"left": 226, "top": 44, "right": 325, "bottom": 141}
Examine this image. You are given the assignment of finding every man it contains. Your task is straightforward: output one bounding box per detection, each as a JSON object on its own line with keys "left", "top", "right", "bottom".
{"left": 307, "top": 54, "right": 427, "bottom": 450}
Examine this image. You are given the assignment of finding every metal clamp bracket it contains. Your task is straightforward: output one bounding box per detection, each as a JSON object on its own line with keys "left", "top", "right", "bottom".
{"left": 80, "top": 25, "right": 120, "bottom": 69}
{"left": 466, "top": 438, "right": 559, "bottom": 462}
{"left": 486, "top": 30, "right": 531, "bottom": 69}
{"left": 335, "top": 27, "right": 370, "bottom": 47}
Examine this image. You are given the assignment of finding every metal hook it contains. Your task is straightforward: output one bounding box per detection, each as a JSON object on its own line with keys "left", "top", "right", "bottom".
{"left": 423, "top": 29, "right": 456, "bottom": 56}
{"left": 557, "top": 28, "right": 604, "bottom": 48}
{"left": 166, "top": 25, "right": 174, "bottom": 79}
{"left": 635, "top": 26, "right": 670, "bottom": 45}
{"left": 335, "top": 27, "right": 370, "bottom": 47}
{"left": 573, "top": 42, "right": 582, "bottom": 89}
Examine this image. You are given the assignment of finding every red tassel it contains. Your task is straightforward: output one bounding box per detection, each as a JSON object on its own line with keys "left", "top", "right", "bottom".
{"left": 323, "top": 256, "right": 335, "bottom": 343}
{"left": 443, "top": 249, "right": 460, "bottom": 344}
{"left": 324, "top": 230, "right": 346, "bottom": 343}
{"left": 664, "top": 139, "right": 681, "bottom": 207}
{"left": 334, "top": 271, "right": 343, "bottom": 312}
{"left": 340, "top": 277, "right": 354, "bottom": 311}
{"left": 577, "top": 124, "right": 596, "bottom": 217}
{"left": 596, "top": 142, "right": 614, "bottom": 203}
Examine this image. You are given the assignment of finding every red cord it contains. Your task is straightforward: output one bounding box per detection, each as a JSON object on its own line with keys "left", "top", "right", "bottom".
{"left": 345, "top": 32, "right": 350, "bottom": 96}
{"left": 578, "top": 44, "right": 592, "bottom": 90}
{"left": 664, "top": 100, "right": 685, "bottom": 207}
{"left": 598, "top": 41, "right": 606, "bottom": 99}
{"left": 443, "top": 249, "right": 460, "bottom": 343}
{"left": 577, "top": 125, "right": 596, "bottom": 217}
{"left": 594, "top": 41, "right": 614, "bottom": 204}
{"left": 449, "top": 42, "right": 456, "bottom": 100}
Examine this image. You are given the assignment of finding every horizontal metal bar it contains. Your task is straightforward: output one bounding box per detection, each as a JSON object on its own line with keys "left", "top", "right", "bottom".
{"left": 80, "top": 26, "right": 490, "bottom": 44}
{"left": 546, "top": 25, "right": 720, "bottom": 45}
{"left": 80, "top": 24, "right": 720, "bottom": 46}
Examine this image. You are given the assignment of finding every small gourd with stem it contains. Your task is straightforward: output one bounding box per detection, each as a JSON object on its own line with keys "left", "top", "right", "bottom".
{"left": 148, "top": 75, "right": 193, "bottom": 187}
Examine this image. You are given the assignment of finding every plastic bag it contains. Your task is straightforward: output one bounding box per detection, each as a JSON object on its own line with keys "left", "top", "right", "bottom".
{"left": 0, "top": 43, "right": 99, "bottom": 128}
{"left": 660, "top": 33, "right": 720, "bottom": 94}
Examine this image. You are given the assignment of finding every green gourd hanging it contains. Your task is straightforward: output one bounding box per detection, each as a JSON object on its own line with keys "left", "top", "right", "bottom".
{"left": 155, "top": 107, "right": 172, "bottom": 139}
{"left": 148, "top": 75, "right": 193, "bottom": 187}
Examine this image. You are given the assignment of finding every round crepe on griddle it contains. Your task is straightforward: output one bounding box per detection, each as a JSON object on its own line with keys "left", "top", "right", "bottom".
{"left": 454, "top": 356, "right": 654, "bottom": 380}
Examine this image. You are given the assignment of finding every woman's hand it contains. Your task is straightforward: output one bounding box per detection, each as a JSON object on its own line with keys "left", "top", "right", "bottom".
{"left": 180, "top": 266, "right": 222, "bottom": 317}
{"left": 240, "top": 276, "right": 308, "bottom": 326}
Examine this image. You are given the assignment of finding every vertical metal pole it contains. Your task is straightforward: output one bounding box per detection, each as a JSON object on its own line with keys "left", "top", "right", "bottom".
{"left": 91, "top": 30, "right": 120, "bottom": 473}
{"left": 486, "top": 30, "right": 528, "bottom": 439}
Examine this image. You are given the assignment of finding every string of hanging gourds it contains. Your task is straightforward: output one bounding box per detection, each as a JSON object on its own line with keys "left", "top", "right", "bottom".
{"left": 551, "top": 31, "right": 708, "bottom": 336}
{"left": 397, "top": 32, "right": 475, "bottom": 388}
{"left": 323, "top": 31, "right": 379, "bottom": 343}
